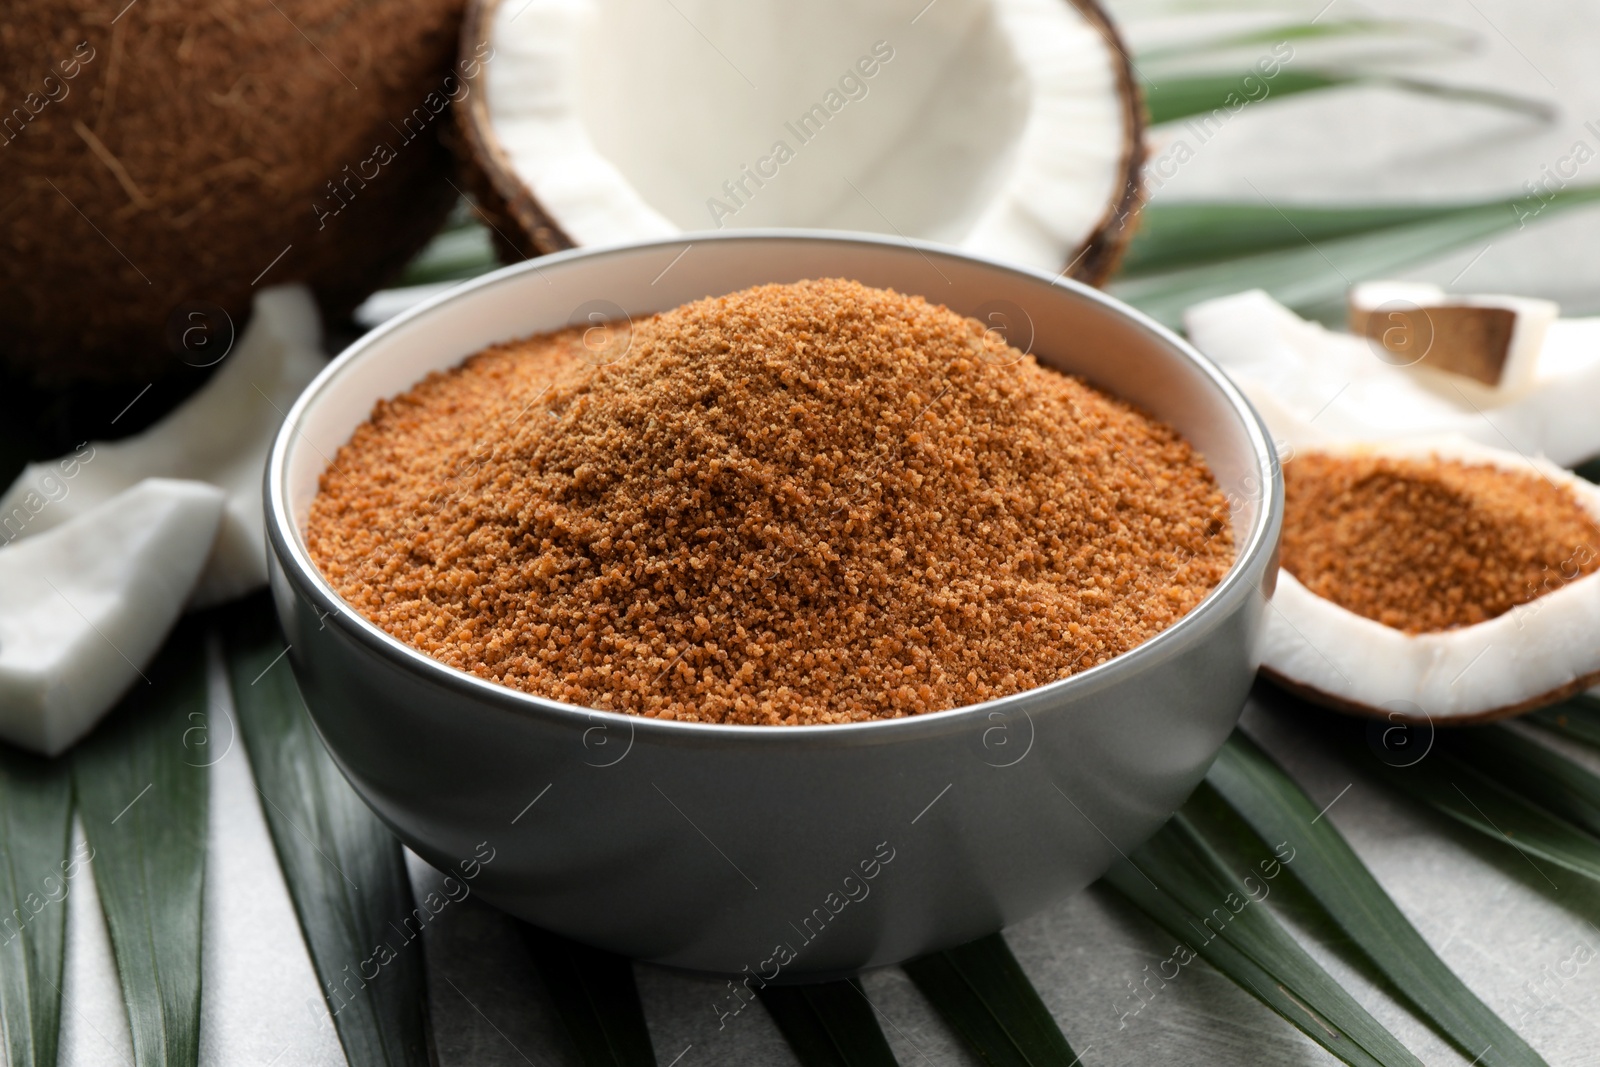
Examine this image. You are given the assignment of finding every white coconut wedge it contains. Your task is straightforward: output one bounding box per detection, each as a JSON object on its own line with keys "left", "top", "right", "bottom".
{"left": 1261, "top": 436, "right": 1600, "bottom": 724}
{"left": 1185, "top": 289, "right": 1600, "bottom": 467}
{"left": 1348, "top": 281, "right": 1557, "bottom": 402}
{"left": 0, "top": 286, "right": 324, "bottom": 606}
{"left": 457, "top": 0, "right": 1145, "bottom": 283}
{"left": 0, "top": 478, "right": 225, "bottom": 756}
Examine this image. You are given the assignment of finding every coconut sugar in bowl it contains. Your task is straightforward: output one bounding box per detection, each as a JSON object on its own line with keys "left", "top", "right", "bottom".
{"left": 266, "top": 233, "right": 1282, "bottom": 976}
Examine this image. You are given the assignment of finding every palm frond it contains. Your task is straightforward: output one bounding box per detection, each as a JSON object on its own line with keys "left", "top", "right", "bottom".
{"left": 1145, "top": 69, "right": 1551, "bottom": 125}
{"left": 0, "top": 746, "right": 73, "bottom": 1067}
{"left": 1107, "top": 812, "right": 1424, "bottom": 1067}
{"left": 757, "top": 979, "right": 900, "bottom": 1067}
{"left": 222, "top": 598, "right": 433, "bottom": 1067}
{"left": 521, "top": 924, "right": 658, "bottom": 1066}
{"left": 902, "top": 933, "right": 1081, "bottom": 1067}
{"left": 72, "top": 619, "right": 209, "bottom": 1067}
{"left": 1207, "top": 733, "right": 1545, "bottom": 1066}
{"left": 1110, "top": 185, "right": 1600, "bottom": 326}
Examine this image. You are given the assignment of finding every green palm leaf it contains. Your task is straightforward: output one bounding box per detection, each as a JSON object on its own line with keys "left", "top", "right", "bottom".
{"left": 1206, "top": 733, "right": 1544, "bottom": 1066}
{"left": 1121, "top": 198, "right": 1523, "bottom": 278}
{"left": 1374, "top": 748, "right": 1600, "bottom": 885}
{"left": 221, "top": 597, "right": 432, "bottom": 1067}
{"left": 1137, "top": 18, "right": 1476, "bottom": 65}
{"left": 1107, "top": 813, "right": 1423, "bottom": 1067}
{"left": 395, "top": 223, "right": 500, "bottom": 287}
{"left": 72, "top": 618, "right": 209, "bottom": 1067}
{"left": 0, "top": 746, "right": 73, "bottom": 1067}
{"left": 1110, "top": 185, "right": 1600, "bottom": 326}
{"left": 756, "top": 979, "right": 899, "bottom": 1067}
{"left": 520, "top": 924, "right": 658, "bottom": 1066}
{"left": 1120, "top": 187, "right": 1600, "bottom": 278}
{"left": 1529, "top": 693, "right": 1600, "bottom": 749}
{"left": 902, "top": 934, "right": 1080, "bottom": 1067}
{"left": 1144, "top": 69, "right": 1551, "bottom": 126}
{"left": 1445, "top": 724, "right": 1600, "bottom": 858}
{"left": 1500, "top": 701, "right": 1600, "bottom": 897}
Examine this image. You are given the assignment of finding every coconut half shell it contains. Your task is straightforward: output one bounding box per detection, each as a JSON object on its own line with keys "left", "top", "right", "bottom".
{"left": 1260, "top": 436, "right": 1600, "bottom": 725}
{"left": 0, "top": 0, "right": 466, "bottom": 385}
{"left": 455, "top": 0, "right": 1144, "bottom": 285}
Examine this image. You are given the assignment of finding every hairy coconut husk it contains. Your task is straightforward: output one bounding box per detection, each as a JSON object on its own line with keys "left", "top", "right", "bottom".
{"left": 453, "top": 0, "right": 1145, "bottom": 287}
{"left": 0, "top": 0, "right": 466, "bottom": 386}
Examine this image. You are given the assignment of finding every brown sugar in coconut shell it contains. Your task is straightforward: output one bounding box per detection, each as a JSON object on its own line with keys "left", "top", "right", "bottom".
{"left": 307, "top": 279, "right": 1234, "bottom": 724}
{"left": 1281, "top": 452, "right": 1600, "bottom": 634}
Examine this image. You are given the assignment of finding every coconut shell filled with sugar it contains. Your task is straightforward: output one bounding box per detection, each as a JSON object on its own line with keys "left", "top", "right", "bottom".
{"left": 1260, "top": 436, "right": 1600, "bottom": 723}
{"left": 0, "top": 0, "right": 465, "bottom": 385}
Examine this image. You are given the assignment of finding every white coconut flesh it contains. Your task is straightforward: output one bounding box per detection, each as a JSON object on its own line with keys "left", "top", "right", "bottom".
{"left": 1185, "top": 289, "right": 1600, "bottom": 467}
{"left": 482, "top": 0, "right": 1136, "bottom": 272}
{"left": 0, "top": 286, "right": 324, "bottom": 607}
{"left": 0, "top": 478, "right": 225, "bottom": 756}
{"left": 1261, "top": 436, "right": 1600, "bottom": 724}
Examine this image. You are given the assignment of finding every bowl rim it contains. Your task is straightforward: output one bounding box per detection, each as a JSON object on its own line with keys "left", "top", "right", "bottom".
{"left": 266, "top": 228, "right": 1281, "bottom": 745}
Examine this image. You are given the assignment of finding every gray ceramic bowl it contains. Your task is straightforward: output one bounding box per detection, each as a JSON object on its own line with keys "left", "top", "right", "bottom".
{"left": 265, "top": 231, "right": 1281, "bottom": 978}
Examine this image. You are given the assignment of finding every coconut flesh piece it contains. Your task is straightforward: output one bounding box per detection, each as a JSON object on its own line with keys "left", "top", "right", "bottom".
{"left": 466, "top": 0, "right": 1143, "bottom": 280}
{"left": 1260, "top": 435, "right": 1600, "bottom": 724}
{"left": 0, "top": 286, "right": 324, "bottom": 607}
{"left": 1348, "top": 281, "right": 1557, "bottom": 401}
{"left": 0, "top": 478, "right": 225, "bottom": 756}
{"left": 1184, "top": 289, "right": 1600, "bottom": 467}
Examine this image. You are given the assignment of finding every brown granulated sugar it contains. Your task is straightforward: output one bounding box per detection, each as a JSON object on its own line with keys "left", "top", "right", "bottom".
{"left": 307, "top": 279, "right": 1233, "bottom": 724}
{"left": 1281, "top": 452, "right": 1600, "bottom": 634}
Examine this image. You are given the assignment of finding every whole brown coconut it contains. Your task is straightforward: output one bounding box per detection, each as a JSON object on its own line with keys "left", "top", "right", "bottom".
{"left": 0, "top": 0, "right": 466, "bottom": 385}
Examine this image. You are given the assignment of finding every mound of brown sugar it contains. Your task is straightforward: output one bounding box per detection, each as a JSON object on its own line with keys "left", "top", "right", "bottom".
{"left": 307, "top": 279, "right": 1233, "bottom": 724}
{"left": 1281, "top": 452, "right": 1600, "bottom": 634}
